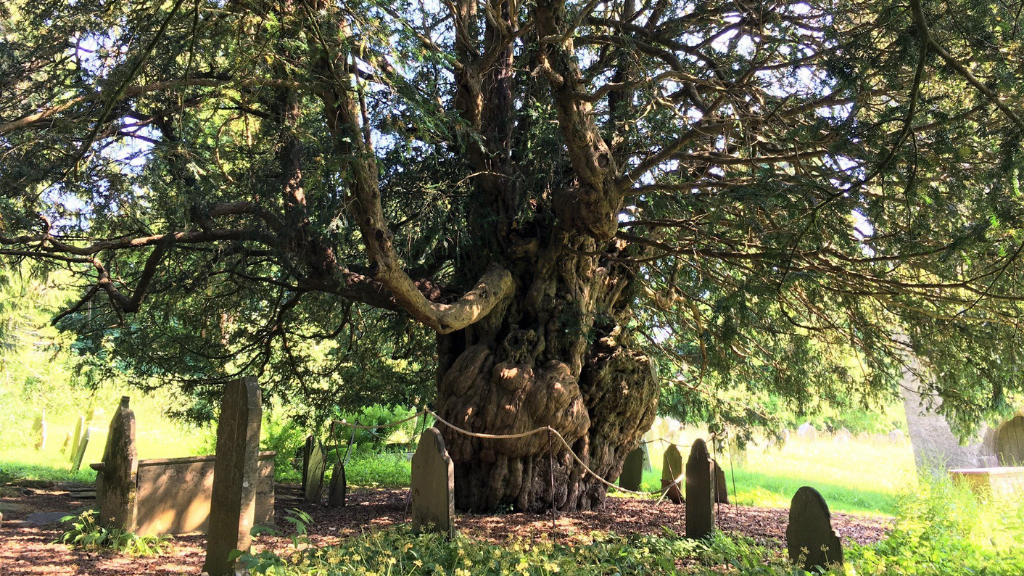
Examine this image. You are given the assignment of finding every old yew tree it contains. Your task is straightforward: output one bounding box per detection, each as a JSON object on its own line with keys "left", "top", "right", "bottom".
{"left": 3, "top": 0, "right": 1024, "bottom": 511}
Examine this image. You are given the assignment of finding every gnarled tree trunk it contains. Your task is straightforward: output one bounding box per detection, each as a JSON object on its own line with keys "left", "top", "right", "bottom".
{"left": 436, "top": 240, "right": 659, "bottom": 512}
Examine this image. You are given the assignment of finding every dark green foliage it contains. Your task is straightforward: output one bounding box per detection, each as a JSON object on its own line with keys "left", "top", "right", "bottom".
{"left": 3, "top": 0, "right": 1024, "bottom": 440}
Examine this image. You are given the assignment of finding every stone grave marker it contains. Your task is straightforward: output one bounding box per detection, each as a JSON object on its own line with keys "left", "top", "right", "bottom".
{"left": 888, "top": 429, "right": 905, "bottom": 444}
{"left": 32, "top": 411, "right": 46, "bottom": 450}
{"left": 60, "top": 431, "right": 72, "bottom": 454}
{"left": 328, "top": 461, "right": 346, "bottom": 507}
{"left": 797, "top": 423, "right": 817, "bottom": 442}
{"left": 70, "top": 427, "right": 91, "bottom": 473}
{"left": 619, "top": 446, "right": 645, "bottom": 491}
{"left": 641, "top": 440, "right": 653, "bottom": 472}
{"left": 411, "top": 427, "right": 454, "bottom": 538}
{"left": 69, "top": 415, "right": 85, "bottom": 462}
{"left": 303, "top": 437, "right": 327, "bottom": 503}
{"left": 711, "top": 459, "right": 728, "bottom": 504}
{"left": 787, "top": 486, "right": 843, "bottom": 571}
{"left": 203, "top": 377, "right": 262, "bottom": 576}
{"left": 86, "top": 407, "right": 105, "bottom": 427}
{"left": 661, "top": 444, "right": 683, "bottom": 504}
{"left": 98, "top": 397, "right": 138, "bottom": 531}
{"left": 685, "top": 439, "right": 714, "bottom": 539}
{"left": 996, "top": 414, "right": 1024, "bottom": 465}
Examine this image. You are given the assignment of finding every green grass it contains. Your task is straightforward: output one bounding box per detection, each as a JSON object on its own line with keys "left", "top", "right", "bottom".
{"left": 630, "top": 433, "right": 915, "bottom": 516}
{"left": 0, "top": 384, "right": 213, "bottom": 484}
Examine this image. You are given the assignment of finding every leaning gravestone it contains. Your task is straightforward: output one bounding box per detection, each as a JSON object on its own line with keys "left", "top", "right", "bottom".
{"left": 685, "top": 439, "right": 714, "bottom": 539}
{"left": 70, "top": 428, "right": 91, "bottom": 473}
{"left": 203, "top": 377, "right": 262, "bottom": 576}
{"left": 99, "top": 397, "right": 138, "bottom": 531}
{"left": 787, "top": 486, "right": 843, "bottom": 571}
{"left": 328, "top": 462, "right": 347, "bottom": 507}
{"left": 661, "top": 444, "right": 684, "bottom": 504}
{"left": 641, "top": 440, "right": 653, "bottom": 472}
{"left": 618, "top": 446, "right": 645, "bottom": 491}
{"left": 711, "top": 459, "right": 728, "bottom": 504}
{"left": 302, "top": 436, "right": 327, "bottom": 503}
{"left": 411, "top": 427, "right": 454, "bottom": 538}
{"left": 32, "top": 411, "right": 47, "bottom": 450}
{"left": 69, "top": 415, "right": 85, "bottom": 462}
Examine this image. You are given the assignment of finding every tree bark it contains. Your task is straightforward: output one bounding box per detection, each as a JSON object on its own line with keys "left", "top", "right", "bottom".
{"left": 436, "top": 241, "right": 659, "bottom": 512}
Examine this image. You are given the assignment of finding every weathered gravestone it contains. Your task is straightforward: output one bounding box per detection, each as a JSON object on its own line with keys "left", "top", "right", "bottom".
{"left": 685, "top": 439, "right": 714, "bottom": 539}
{"left": 70, "top": 427, "right": 91, "bottom": 474}
{"left": 328, "top": 462, "right": 347, "bottom": 507}
{"left": 98, "top": 397, "right": 138, "bottom": 531}
{"left": 411, "top": 427, "right": 454, "bottom": 538}
{"left": 641, "top": 440, "right": 653, "bottom": 472}
{"left": 787, "top": 486, "right": 844, "bottom": 571}
{"left": 661, "top": 444, "right": 684, "bottom": 504}
{"left": 203, "top": 377, "right": 262, "bottom": 576}
{"left": 32, "top": 411, "right": 46, "bottom": 450}
{"left": 797, "top": 423, "right": 817, "bottom": 442}
{"left": 711, "top": 459, "right": 728, "bottom": 504}
{"left": 302, "top": 436, "right": 327, "bottom": 503}
{"left": 995, "top": 414, "right": 1024, "bottom": 465}
{"left": 69, "top": 415, "right": 85, "bottom": 462}
{"left": 60, "top": 431, "right": 71, "bottom": 454}
{"left": 618, "top": 446, "right": 645, "bottom": 491}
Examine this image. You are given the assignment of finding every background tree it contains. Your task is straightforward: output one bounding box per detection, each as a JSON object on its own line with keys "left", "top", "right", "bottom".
{"left": 2, "top": 0, "right": 1024, "bottom": 511}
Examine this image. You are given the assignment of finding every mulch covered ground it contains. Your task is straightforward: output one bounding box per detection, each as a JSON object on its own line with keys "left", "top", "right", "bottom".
{"left": 0, "top": 484, "right": 892, "bottom": 575}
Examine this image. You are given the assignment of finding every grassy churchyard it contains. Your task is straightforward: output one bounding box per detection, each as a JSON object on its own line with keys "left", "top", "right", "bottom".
{"left": 5, "top": 392, "right": 1024, "bottom": 575}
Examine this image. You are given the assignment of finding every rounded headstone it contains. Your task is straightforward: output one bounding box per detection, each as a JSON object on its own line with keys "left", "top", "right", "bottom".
{"left": 618, "top": 446, "right": 645, "bottom": 491}
{"left": 787, "top": 486, "right": 843, "bottom": 571}
{"left": 411, "top": 427, "right": 454, "bottom": 538}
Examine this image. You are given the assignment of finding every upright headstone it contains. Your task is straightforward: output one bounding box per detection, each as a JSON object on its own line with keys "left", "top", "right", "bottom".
{"left": 618, "top": 446, "right": 645, "bottom": 491}
{"left": 32, "top": 410, "right": 47, "bottom": 450}
{"left": 888, "top": 429, "right": 905, "bottom": 444}
{"left": 70, "top": 428, "right": 90, "bottom": 473}
{"left": 640, "top": 440, "right": 653, "bottom": 472}
{"left": 797, "top": 423, "right": 817, "bottom": 442}
{"left": 661, "top": 444, "right": 683, "bottom": 504}
{"left": 61, "top": 431, "right": 72, "bottom": 454}
{"left": 685, "top": 439, "right": 714, "bottom": 539}
{"left": 86, "top": 407, "right": 105, "bottom": 428}
{"left": 99, "top": 397, "right": 138, "bottom": 531}
{"left": 996, "top": 415, "right": 1024, "bottom": 465}
{"left": 410, "top": 427, "right": 454, "bottom": 538}
{"left": 787, "top": 486, "right": 843, "bottom": 571}
{"left": 711, "top": 459, "right": 729, "bottom": 504}
{"left": 303, "top": 437, "right": 326, "bottom": 503}
{"left": 328, "top": 462, "right": 347, "bottom": 507}
{"left": 203, "top": 378, "right": 262, "bottom": 576}
{"left": 69, "top": 415, "right": 85, "bottom": 462}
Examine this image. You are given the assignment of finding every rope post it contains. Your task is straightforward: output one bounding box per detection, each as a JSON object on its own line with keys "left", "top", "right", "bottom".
{"left": 548, "top": 427, "right": 556, "bottom": 530}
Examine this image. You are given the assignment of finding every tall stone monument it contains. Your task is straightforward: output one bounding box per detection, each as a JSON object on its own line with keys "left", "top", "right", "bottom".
{"left": 685, "top": 439, "right": 714, "bottom": 539}
{"left": 787, "top": 486, "right": 843, "bottom": 571}
{"left": 98, "top": 397, "right": 138, "bottom": 531}
{"left": 203, "top": 378, "right": 262, "bottom": 576}
{"left": 661, "top": 444, "right": 683, "bottom": 504}
{"left": 411, "top": 427, "right": 454, "bottom": 538}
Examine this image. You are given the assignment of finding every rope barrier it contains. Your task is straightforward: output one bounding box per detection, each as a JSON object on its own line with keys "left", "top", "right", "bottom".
{"left": 325, "top": 408, "right": 727, "bottom": 502}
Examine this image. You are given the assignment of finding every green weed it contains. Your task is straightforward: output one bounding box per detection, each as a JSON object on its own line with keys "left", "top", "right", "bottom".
{"left": 58, "top": 510, "right": 172, "bottom": 556}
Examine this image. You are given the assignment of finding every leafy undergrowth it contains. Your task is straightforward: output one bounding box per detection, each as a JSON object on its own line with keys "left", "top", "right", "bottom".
{"left": 58, "top": 510, "right": 173, "bottom": 557}
{"left": 241, "top": 475, "right": 1024, "bottom": 576}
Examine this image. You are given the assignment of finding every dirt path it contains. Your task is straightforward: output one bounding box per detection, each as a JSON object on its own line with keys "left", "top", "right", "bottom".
{"left": 0, "top": 485, "right": 892, "bottom": 575}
